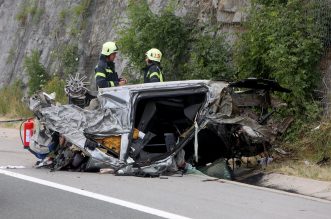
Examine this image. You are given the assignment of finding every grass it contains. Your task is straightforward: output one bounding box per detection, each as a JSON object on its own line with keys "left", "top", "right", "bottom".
{"left": 0, "top": 75, "right": 67, "bottom": 130}
{"left": 30, "top": 7, "right": 44, "bottom": 24}
{"left": 0, "top": 81, "right": 32, "bottom": 118}
{"left": 15, "top": 0, "right": 44, "bottom": 26}
{"left": 281, "top": 121, "right": 331, "bottom": 163}
{"left": 261, "top": 120, "right": 331, "bottom": 181}
{"left": 15, "top": 0, "right": 29, "bottom": 25}
{"left": 229, "top": 118, "right": 331, "bottom": 181}
{"left": 266, "top": 160, "right": 331, "bottom": 181}
{"left": 6, "top": 47, "right": 16, "bottom": 64}
{"left": 59, "top": 9, "right": 69, "bottom": 25}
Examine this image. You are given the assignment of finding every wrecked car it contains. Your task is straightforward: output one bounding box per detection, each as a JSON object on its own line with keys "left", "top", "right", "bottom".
{"left": 26, "top": 76, "right": 291, "bottom": 179}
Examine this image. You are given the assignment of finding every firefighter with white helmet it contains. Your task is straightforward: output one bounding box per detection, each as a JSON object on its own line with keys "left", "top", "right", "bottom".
{"left": 95, "top": 41, "right": 126, "bottom": 89}
{"left": 143, "top": 48, "right": 164, "bottom": 83}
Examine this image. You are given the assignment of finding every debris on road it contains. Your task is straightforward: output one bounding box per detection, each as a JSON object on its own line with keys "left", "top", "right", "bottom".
{"left": 25, "top": 77, "right": 291, "bottom": 179}
{"left": 274, "top": 147, "right": 290, "bottom": 156}
{"left": 0, "top": 165, "right": 26, "bottom": 169}
{"left": 100, "top": 168, "right": 115, "bottom": 174}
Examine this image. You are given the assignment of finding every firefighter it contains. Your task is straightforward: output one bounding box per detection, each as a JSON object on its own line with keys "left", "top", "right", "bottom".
{"left": 95, "top": 41, "right": 126, "bottom": 89}
{"left": 143, "top": 48, "right": 164, "bottom": 83}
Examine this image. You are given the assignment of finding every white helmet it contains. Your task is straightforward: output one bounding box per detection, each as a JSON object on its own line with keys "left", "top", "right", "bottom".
{"left": 145, "top": 48, "right": 162, "bottom": 62}
{"left": 101, "top": 41, "right": 118, "bottom": 56}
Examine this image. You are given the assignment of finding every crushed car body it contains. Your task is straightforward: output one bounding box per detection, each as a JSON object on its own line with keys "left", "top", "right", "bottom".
{"left": 27, "top": 78, "right": 291, "bottom": 178}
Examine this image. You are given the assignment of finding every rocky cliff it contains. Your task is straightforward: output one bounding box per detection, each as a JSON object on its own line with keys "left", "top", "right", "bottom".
{"left": 0, "top": 0, "right": 248, "bottom": 89}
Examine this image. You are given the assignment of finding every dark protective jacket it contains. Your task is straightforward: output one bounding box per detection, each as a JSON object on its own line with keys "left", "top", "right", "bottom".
{"left": 143, "top": 62, "right": 164, "bottom": 83}
{"left": 95, "top": 55, "right": 120, "bottom": 89}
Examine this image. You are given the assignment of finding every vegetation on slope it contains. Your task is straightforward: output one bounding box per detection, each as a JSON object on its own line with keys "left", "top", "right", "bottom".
{"left": 2, "top": 0, "right": 331, "bottom": 175}
{"left": 118, "top": 0, "right": 233, "bottom": 82}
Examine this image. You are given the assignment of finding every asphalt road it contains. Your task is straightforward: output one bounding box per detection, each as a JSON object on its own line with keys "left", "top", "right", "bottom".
{"left": 0, "top": 127, "right": 330, "bottom": 219}
{"left": 0, "top": 174, "right": 157, "bottom": 219}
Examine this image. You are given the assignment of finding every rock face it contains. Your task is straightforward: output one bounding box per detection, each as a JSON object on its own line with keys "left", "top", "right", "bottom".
{"left": 0, "top": 0, "right": 249, "bottom": 90}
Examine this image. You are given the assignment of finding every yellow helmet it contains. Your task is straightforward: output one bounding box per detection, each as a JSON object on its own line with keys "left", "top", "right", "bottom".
{"left": 145, "top": 48, "right": 162, "bottom": 62}
{"left": 101, "top": 41, "right": 118, "bottom": 56}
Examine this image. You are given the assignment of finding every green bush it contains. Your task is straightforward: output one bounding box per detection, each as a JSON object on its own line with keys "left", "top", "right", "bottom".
{"left": 254, "top": 0, "right": 288, "bottom": 6}
{"left": 183, "top": 34, "right": 234, "bottom": 80}
{"left": 118, "top": 0, "right": 233, "bottom": 81}
{"left": 234, "top": 0, "right": 330, "bottom": 116}
{"left": 118, "top": 1, "right": 190, "bottom": 80}
{"left": 24, "top": 50, "right": 49, "bottom": 95}
{"left": 51, "top": 43, "right": 79, "bottom": 77}
{"left": 59, "top": 44, "right": 79, "bottom": 76}
{"left": 233, "top": 0, "right": 331, "bottom": 148}
{"left": 43, "top": 76, "right": 67, "bottom": 104}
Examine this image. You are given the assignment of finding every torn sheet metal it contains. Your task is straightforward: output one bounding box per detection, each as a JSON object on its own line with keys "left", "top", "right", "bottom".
{"left": 27, "top": 79, "right": 291, "bottom": 178}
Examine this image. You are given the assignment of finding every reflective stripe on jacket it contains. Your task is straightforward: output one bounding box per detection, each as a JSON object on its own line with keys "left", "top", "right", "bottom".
{"left": 143, "top": 63, "right": 164, "bottom": 83}
{"left": 95, "top": 55, "right": 119, "bottom": 89}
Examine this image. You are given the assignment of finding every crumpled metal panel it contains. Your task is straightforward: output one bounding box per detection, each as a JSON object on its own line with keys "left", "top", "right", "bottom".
{"left": 207, "top": 116, "right": 275, "bottom": 144}
{"left": 203, "top": 82, "right": 232, "bottom": 117}
{"left": 116, "top": 156, "right": 175, "bottom": 176}
{"left": 28, "top": 79, "right": 287, "bottom": 175}
{"left": 33, "top": 81, "right": 228, "bottom": 172}
{"left": 86, "top": 148, "right": 123, "bottom": 169}
{"left": 39, "top": 104, "right": 129, "bottom": 145}
{"left": 29, "top": 120, "right": 51, "bottom": 155}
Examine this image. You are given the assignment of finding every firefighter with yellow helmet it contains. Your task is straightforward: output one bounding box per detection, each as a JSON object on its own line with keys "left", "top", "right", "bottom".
{"left": 143, "top": 48, "right": 164, "bottom": 83}
{"left": 95, "top": 41, "right": 126, "bottom": 89}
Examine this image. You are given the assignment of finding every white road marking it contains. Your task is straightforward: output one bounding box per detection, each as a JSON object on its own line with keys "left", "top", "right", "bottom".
{"left": 0, "top": 165, "right": 25, "bottom": 169}
{"left": 0, "top": 169, "right": 191, "bottom": 219}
